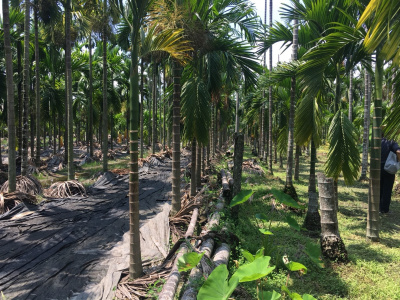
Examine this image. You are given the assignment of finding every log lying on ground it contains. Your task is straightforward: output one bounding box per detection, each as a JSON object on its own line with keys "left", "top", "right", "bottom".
{"left": 221, "top": 169, "right": 232, "bottom": 200}
{"left": 226, "top": 170, "right": 234, "bottom": 190}
{"left": 212, "top": 243, "right": 230, "bottom": 267}
{"left": 181, "top": 239, "right": 215, "bottom": 300}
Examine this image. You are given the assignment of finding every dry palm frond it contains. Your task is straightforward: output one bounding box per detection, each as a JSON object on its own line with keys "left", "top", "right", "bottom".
{"left": 115, "top": 268, "right": 172, "bottom": 300}
{"left": 0, "top": 175, "right": 43, "bottom": 195}
{"left": 0, "top": 191, "right": 37, "bottom": 214}
{"left": 44, "top": 180, "right": 86, "bottom": 198}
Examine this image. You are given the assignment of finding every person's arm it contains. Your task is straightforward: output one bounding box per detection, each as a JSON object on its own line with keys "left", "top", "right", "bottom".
{"left": 396, "top": 149, "right": 400, "bottom": 161}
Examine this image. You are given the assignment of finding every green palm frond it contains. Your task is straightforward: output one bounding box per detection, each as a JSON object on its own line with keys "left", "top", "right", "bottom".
{"left": 295, "top": 93, "right": 323, "bottom": 147}
{"left": 325, "top": 110, "right": 360, "bottom": 185}
{"left": 181, "top": 76, "right": 211, "bottom": 145}
{"left": 140, "top": 25, "right": 192, "bottom": 64}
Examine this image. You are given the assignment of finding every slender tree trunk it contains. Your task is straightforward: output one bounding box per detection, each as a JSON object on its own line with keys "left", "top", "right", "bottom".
{"left": 152, "top": 62, "right": 158, "bottom": 154}
{"left": 294, "top": 144, "right": 300, "bottom": 181}
{"left": 360, "top": 70, "right": 371, "bottom": 180}
{"left": 30, "top": 102, "right": 35, "bottom": 159}
{"left": 4, "top": 0, "right": 17, "bottom": 191}
{"left": 163, "top": 64, "right": 166, "bottom": 150}
{"left": 391, "top": 69, "right": 396, "bottom": 106}
{"left": 128, "top": 29, "right": 143, "bottom": 279}
{"left": 303, "top": 139, "right": 320, "bottom": 231}
{"left": 102, "top": 0, "right": 108, "bottom": 172}
{"left": 53, "top": 113, "right": 57, "bottom": 154}
{"left": 196, "top": 142, "right": 201, "bottom": 189}
{"left": 21, "top": 0, "right": 31, "bottom": 176}
{"left": 284, "top": 18, "right": 298, "bottom": 197}
{"left": 17, "top": 41, "right": 23, "bottom": 159}
{"left": 367, "top": 52, "right": 383, "bottom": 242}
{"left": 318, "top": 173, "right": 348, "bottom": 262}
{"left": 66, "top": 0, "right": 74, "bottom": 180}
{"left": 88, "top": 33, "right": 94, "bottom": 157}
{"left": 233, "top": 133, "right": 244, "bottom": 197}
{"left": 235, "top": 91, "right": 240, "bottom": 132}
{"left": 259, "top": 107, "right": 263, "bottom": 158}
{"left": 35, "top": 1, "right": 41, "bottom": 165}
{"left": 190, "top": 139, "right": 197, "bottom": 197}
{"left": 140, "top": 59, "right": 144, "bottom": 158}
{"left": 348, "top": 69, "right": 353, "bottom": 122}
{"left": 171, "top": 61, "right": 182, "bottom": 215}
{"left": 268, "top": 0, "right": 273, "bottom": 173}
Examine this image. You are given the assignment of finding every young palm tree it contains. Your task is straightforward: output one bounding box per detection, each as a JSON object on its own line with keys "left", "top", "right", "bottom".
{"left": 3, "top": 0, "right": 17, "bottom": 191}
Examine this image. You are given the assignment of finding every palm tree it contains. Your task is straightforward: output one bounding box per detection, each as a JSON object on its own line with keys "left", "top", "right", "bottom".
{"left": 21, "top": 0, "right": 31, "bottom": 176}
{"left": 268, "top": 0, "right": 273, "bottom": 174}
{"left": 34, "top": 0, "right": 41, "bottom": 165}
{"left": 3, "top": 0, "right": 17, "bottom": 191}
{"left": 102, "top": 0, "right": 108, "bottom": 172}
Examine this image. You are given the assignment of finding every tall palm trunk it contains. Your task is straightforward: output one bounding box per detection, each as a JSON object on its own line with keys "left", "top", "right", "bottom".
{"left": 303, "top": 139, "right": 320, "bottom": 231}
{"left": 268, "top": 0, "right": 273, "bottom": 173}
{"left": 17, "top": 40, "right": 23, "bottom": 159}
{"left": 88, "top": 33, "right": 94, "bottom": 157}
{"left": 22, "top": 0, "right": 30, "bottom": 176}
{"left": 196, "top": 142, "right": 201, "bottom": 189}
{"left": 190, "top": 139, "right": 196, "bottom": 196}
{"left": 367, "top": 52, "right": 383, "bottom": 241}
{"left": 163, "top": 64, "right": 166, "bottom": 150}
{"left": 3, "top": 0, "right": 17, "bottom": 191}
{"left": 140, "top": 59, "right": 144, "bottom": 158}
{"left": 152, "top": 62, "right": 158, "bottom": 154}
{"left": 171, "top": 61, "right": 182, "bottom": 215}
{"left": 360, "top": 70, "right": 371, "bottom": 180}
{"left": 102, "top": 0, "right": 108, "bottom": 172}
{"left": 128, "top": 27, "right": 143, "bottom": 279}
{"left": 284, "top": 18, "right": 298, "bottom": 196}
{"left": 66, "top": 0, "right": 74, "bottom": 180}
{"left": 235, "top": 91, "right": 239, "bottom": 133}
{"left": 348, "top": 69, "right": 353, "bottom": 122}
{"left": 35, "top": 1, "right": 41, "bottom": 165}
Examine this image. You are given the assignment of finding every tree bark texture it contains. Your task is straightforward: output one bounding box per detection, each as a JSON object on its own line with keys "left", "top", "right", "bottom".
{"left": 152, "top": 62, "right": 158, "bottom": 154}
{"left": 128, "top": 30, "right": 143, "bottom": 278}
{"left": 66, "top": 0, "right": 74, "bottom": 180}
{"left": 196, "top": 142, "right": 201, "bottom": 189}
{"left": 360, "top": 70, "right": 371, "bottom": 180}
{"left": 190, "top": 139, "right": 197, "bottom": 197}
{"left": 304, "top": 139, "right": 320, "bottom": 231}
{"left": 22, "top": 0, "right": 30, "bottom": 176}
{"left": 3, "top": 0, "right": 16, "bottom": 191}
{"left": 367, "top": 53, "right": 383, "bottom": 242}
{"left": 171, "top": 62, "right": 182, "bottom": 215}
{"left": 233, "top": 133, "right": 244, "bottom": 197}
{"left": 348, "top": 69, "right": 353, "bottom": 122}
{"left": 268, "top": 0, "right": 273, "bottom": 173}
{"left": 88, "top": 33, "right": 94, "bottom": 157}
{"left": 102, "top": 0, "right": 108, "bottom": 172}
{"left": 34, "top": 2, "right": 41, "bottom": 165}
{"left": 317, "top": 173, "right": 348, "bottom": 262}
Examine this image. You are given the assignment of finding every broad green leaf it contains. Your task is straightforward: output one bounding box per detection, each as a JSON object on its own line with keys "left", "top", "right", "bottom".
{"left": 255, "top": 213, "right": 269, "bottom": 222}
{"left": 178, "top": 252, "right": 204, "bottom": 272}
{"left": 241, "top": 249, "right": 255, "bottom": 262}
{"left": 230, "top": 190, "right": 254, "bottom": 208}
{"left": 259, "top": 228, "right": 274, "bottom": 235}
{"left": 231, "top": 256, "right": 275, "bottom": 283}
{"left": 302, "top": 294, "right": 317, "bottom": 300}
{"left": 281, "top": 286, "right": 302, "bottom": 300}
{"left": 255, "top": 248, "right": 265, "bottom": 260}
{"left": 285, "top": 215, "right": 301, "bottom": 231}
{"left": 197, "top": 264, "right": 239, "bottom": 300}
{"left": 258, "top": 290, "right": 281, "bottom": 300}
{"left": 286, "top": 261, "right": 307, "bottom": 274}
{"left": 304, "top": 242, "right": 324, "bottom": 268}
{"left": 271, "top": 188, "right": 303, "bottom": 209}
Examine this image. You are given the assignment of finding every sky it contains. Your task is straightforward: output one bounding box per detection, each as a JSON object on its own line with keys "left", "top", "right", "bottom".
{"left": 251, "top": 0, "right": 292, "bottom": 66}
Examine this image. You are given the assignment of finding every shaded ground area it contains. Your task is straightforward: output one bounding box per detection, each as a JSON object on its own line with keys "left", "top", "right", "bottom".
{"left": 0, "top": 156, "right": 176, "bottom": 300}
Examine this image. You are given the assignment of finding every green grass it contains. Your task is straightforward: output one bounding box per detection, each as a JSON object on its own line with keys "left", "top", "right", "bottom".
{"left": 222, "top": 144, "right": 400, "bottom": 300}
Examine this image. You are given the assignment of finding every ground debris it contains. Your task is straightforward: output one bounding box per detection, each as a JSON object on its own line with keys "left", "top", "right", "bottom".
{"left": 242, "top": 158, "right": 265, "bottom": 176}
{"left": 0, "top": 175, "right": 43, "bottom": 195}
{"left": 44, "top": 180, "right": 87, "bottom": 198}
{"left": 0, "top": 191, "right": 37, "bottom": 214}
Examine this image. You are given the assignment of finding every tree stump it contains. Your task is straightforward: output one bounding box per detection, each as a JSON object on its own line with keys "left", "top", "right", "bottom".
{"left": 317, "top": 173, "right": 348, "bottom": 263}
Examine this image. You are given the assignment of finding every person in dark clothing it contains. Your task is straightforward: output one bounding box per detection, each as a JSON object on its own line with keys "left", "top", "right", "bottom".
{"left": 380, "top": 137, "right": 400, "bottom": 213}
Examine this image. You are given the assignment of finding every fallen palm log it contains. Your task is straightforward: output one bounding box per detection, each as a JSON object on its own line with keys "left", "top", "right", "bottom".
{"left": 158, "top": 186, "right": 209, "bottom": 300}
{"left": 181, "top": 239, "right": 215, "bottom": 300}
{"left": 221, "top": 169, "right": 232, "bottom": 200}
{"left": 226, "top": 170, "right": 234, "bottom": 190}
{"left": 0, "top": 191, "right": 37, "bottom": 214}
{"left": 44, "top": 180, "right": 86, "bottom": 198}
{"left": 0, "top": 175, "right": 43, "bottom": 195}
{"left": 212, "top": 243, "right": 230, "bottom": 266}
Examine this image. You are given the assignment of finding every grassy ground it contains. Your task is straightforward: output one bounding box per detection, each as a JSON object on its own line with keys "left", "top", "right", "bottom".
{"left": 215, "top": 144, "right": 400, "bottom": 300}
